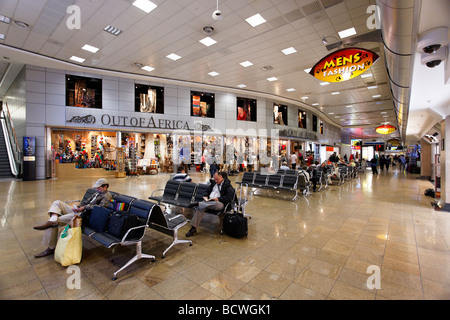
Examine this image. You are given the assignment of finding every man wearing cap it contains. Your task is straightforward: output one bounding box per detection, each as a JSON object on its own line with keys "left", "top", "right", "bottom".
{"left": 33, "top": 178, "right": 112, "bottom": 258}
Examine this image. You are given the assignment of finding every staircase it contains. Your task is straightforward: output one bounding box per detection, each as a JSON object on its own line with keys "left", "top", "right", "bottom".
{"left": 0, "top": 123, "right": 13, "bottom": 178}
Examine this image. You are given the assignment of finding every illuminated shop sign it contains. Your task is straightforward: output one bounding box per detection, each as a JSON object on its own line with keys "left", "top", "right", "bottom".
{"left": 309, "top": 48, "right": 379, "bottom": 82}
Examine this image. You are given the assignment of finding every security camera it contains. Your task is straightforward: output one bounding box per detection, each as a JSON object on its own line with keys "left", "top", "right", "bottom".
{"left": 417, "top": 27, "right": 448, "bottom": 53}
{"left": 423, "top": 44, "right": 441, "bottom": 54}
{"left": 212, "top": 10, "right": 223, "bottom": 20}
{"left": 421, "top": 46, "right": 447, "bottom": 68}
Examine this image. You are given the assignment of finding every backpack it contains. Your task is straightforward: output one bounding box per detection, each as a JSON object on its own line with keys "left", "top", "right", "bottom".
{"left": 424, "top": 188, "right": 435, "bottom": 197}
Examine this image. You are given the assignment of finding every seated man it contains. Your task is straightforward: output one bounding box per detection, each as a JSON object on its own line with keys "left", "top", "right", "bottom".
{"left": 185, "top": 172, "right": 234, "bottom": 237}
{"left": 280, "top": 161, "right": 290, "bottom": 170}
{"left": 33, "top": 178, "right": 112, "bottom": 258}
{"left": 172, "top": 166, "right": 192, "bottom": 182}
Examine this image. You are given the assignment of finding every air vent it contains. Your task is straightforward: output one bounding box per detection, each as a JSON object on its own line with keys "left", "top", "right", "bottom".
{"left": 261, "top": 65, "right": 273, "bottom": 71}
{"left": 320, "top": 0, "right": 344, "bottom": 9}
{"left": 104, "top": 25, "right": 122, "bottom": 36}
{"left": 301, "top": 1, "right": 323, "bottom": 16}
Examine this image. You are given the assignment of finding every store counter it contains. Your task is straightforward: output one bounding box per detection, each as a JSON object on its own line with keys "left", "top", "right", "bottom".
{"left": 56, "top": 163, "right": 116, "bottom": 179}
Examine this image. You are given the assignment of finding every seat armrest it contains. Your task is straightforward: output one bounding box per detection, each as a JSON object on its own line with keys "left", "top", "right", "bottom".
{"left": 167, "top": 214, "right": 186, "bottom": 222}
{"left": 150, "top": 189, "right": 164, "bottom": 196}
{"left": 121, "top": 225, "right": 147, "bottom": 243}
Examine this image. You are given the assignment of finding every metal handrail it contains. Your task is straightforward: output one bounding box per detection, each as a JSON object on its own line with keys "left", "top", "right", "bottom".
{"left": 1, "top": 102, "right": 22, "bottom": 177}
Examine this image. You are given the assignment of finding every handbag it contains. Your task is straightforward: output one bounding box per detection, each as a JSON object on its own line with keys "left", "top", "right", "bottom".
{"left": 54, "top": 223, "right": 83, "bottom": 266}
{"left": 107, "top": 211, "right": 142, "bottom": 239}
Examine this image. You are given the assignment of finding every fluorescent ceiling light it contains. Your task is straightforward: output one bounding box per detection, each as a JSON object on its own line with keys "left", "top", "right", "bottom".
{"left": 346, "top": 105, "right": 353, "bottom": 108}
{"left": 0, "top": 14, "right": 11, "bottom": 24}
{"left": 0, "top": 33, "right": 4, "bottom": 40}
{"left": 199, "top": 37, "right": 217, "bottom": 47}
{"left": 282, "top": 47, "right": 297, "bottom": 55}
{"left": 132, "top": 0, "right": 157, "bottom": 13}
{"left": 240, "top": 61, "right": 253, "bottom": 67}
{"left": 70, "top": 56, "right": 85, "bottom": 63}
{"left": 372, "top": 94, "right": 381, "bottom": 98}
{"left": 141, "top": 65, "right": 155, "bottom": 72}
{"left": 208, "top": 71, "right": 220, "bottom": 77}
{"left": 237, "top": 84, "right": 247, "bottom": 88}
{"left": 312, "top": 103, "right": 320, "bottom": 106}
{"left": 367, "top": 85, "right": 378, "bottom": 89}
{"left": 381, "top": 111, "right": 387, "bottom": 114}
{"left": 331, "top": 92, "right": 340, "bottom": 95}
{"left": 319, "top": 82, "right": 330, "bottom": 86}
{"left": 301, "top": 96, "right": 309, "bottom": 99}
{"left": 246, "top": 14, "right": 266, "bottom": 27}
{"left": 82, "top": 44, "right": 99, "bottom": 53}
{"left": 361, "top": 73, "right": 372, "bottom": 78}
{"left": 338, "top": 27, "right": 356, "bottom": 39}
{"left": 166, "top": 53, "right": 181, "bottom": 61}
{"left": 286, "top": 88, "right": 296, "bottom": 92}
{"left": 267, "top": 77, "right": 278, "bottom": 82}
{"left": 104, "top": 25, "right": 122, "bottom": 36}
{"left": 328, "top": 112, "right": 335, "bottom": 115}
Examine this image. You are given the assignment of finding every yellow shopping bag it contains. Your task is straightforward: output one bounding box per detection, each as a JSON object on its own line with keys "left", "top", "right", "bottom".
{"left": 54, "top": 223, "right": 82, "bottom": 266}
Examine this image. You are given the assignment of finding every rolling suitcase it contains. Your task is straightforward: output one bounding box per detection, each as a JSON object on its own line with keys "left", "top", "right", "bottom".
{"left": 222, "top": 212, "right": 248, "bottom": 238}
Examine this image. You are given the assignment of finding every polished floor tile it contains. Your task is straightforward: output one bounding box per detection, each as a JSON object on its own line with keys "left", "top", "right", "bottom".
{"left": 0, "top": 167, "right": 449, "bottom": 300}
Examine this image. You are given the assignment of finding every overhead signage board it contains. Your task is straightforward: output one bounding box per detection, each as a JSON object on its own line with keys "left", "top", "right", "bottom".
{"left": 309, "top": 48, "right": 380, "bottom": 83}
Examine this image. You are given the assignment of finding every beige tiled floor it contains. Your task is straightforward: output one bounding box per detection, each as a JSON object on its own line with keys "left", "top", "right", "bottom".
{"left": 1, "top": 167, "right": 449, "bottom": 300}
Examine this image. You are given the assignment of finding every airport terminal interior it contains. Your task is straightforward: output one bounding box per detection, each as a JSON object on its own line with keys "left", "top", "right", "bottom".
{"left": 0, "top": 0, "right": 449, "bottom": 300}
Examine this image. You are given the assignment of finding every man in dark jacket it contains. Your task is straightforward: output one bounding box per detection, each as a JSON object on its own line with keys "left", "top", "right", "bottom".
{"left": 186, "top": 172, "right": 235, "bottom": 237}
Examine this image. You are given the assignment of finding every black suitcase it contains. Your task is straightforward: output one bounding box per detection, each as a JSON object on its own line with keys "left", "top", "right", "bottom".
{"left": 222, "top": 212, "right": 248, "bottom": 238}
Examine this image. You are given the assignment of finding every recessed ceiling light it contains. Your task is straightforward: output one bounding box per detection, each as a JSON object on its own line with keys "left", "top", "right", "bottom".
{"left": 0, "top": 33, "right": 4, "bottom": 40}
{"left": 82, "top": 44, "right": 99, "bottom": 53}
{"left": 361, "top": 73, "right": 372, "bottom": 78}
{"left": 70, "top": 56, "right": 85, "bottom": 63}
{"left": 141, "top": 65, "right": 155, "bottom": 72}
{"left": 104, "top": 25, "right": 122, "bottom": 36}
{"left": 329, "top": 112, "right": 335, "bottom": 115}
{"left": 208, "top": 71, "right": 220, "bottom": 77}
{"left": 237, "top": 84, "right": 247, "bottom": 88}
{"left": 331, "top": 92, "right": 340, "bottom": 95}
{"left": 199, "top": 37, "right": 217, "bottom": 47}
{"left": 167, "top": 53, "right": 181, "bottom": 61}
{"left": 301, "top": 96, "right": 309, "bottom": 99}
{"left": 132, "top": 0, "right": 157, "bottom": 13}
{"left": 246, "top": 14, "right": 266, "bottom": 27}
{"left": 267, "top": 77, "right": 278, "bottom": 82}
{"left": 240, "top": 61, "right": 253, "bottom": 67}
{"left": 286, "top": 88, "right": 296, "bottom": 92}
{"left": 346, "top": 105, "right": 353, "bottom": 108}
{"left": 381, "top": 111, "right": 387, "bottom": 114}
{"left": 367, "top": 85, "right": 378, "bottom": 89}
{"left": 338, "top": 27, "right": 356, "bottom": 39}
{"left": 319, "top": 82, "right": 330, "bottom": 86}
{"left": 383, "top": 115, "right": 389, "bottom": 118}
{"left": 312, "top": 103, "right": 319, "bottom": 106}
{"left": 282, "top": 47, "right": 297, "bottom": 55}
{"left": 372, "top": 94, "right": 381, "bottom": 98}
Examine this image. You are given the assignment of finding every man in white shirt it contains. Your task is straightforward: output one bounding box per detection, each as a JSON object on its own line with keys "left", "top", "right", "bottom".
{"left": 290, "top": 153, "right": 297, "bottom": 170}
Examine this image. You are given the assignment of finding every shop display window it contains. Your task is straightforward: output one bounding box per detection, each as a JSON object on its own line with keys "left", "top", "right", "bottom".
{"left": 135, "top": 84, "right": 164, "bottom": 113}
{"left": 66, "top": 75, "right": 102, "bottom": 108}
{"left": 312, "top": 114, "right": 318, "bottom": 132}
{"left": 273, "top": 103, "right": 288, "bottom": 125}
{"left": 191, "top": 91, "right": 215, "bottom": 118}
{"left": 298, "top": 109, "right": 307, "bottom": 129}
{"left": 237, "top": 97, "right": 257, "bottom": 122}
